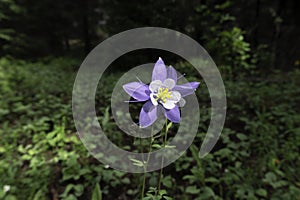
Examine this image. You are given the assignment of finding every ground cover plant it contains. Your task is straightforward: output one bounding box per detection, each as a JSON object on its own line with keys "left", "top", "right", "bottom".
{"left": 0, "top": 57, "right": 299, "bottom": 200}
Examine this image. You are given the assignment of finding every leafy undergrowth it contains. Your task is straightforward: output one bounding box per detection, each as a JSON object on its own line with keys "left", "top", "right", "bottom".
{"left": 0, "top": 58, "right": 299, "bottom": 200}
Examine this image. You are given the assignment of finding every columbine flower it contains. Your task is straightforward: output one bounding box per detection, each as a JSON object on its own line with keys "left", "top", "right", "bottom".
{"left": 123, "top": 57, "right": 199, "bottom": 128}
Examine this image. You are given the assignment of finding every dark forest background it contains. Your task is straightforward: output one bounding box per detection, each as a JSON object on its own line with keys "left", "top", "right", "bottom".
{"left": 1, "top": 0, "right": 299, "bottom": 69}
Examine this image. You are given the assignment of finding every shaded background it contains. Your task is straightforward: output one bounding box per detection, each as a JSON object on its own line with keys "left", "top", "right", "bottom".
{"left": 0, "top": 0, "right": 299, "bottom": 200}
{"left": 1, "top": 0, "right": 299, "bottom": 68}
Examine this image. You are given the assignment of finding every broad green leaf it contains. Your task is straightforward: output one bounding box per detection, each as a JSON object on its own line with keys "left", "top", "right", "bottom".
{"left": 255, "top": 189, "right": 267, "bottom": 197}
{"left": 186, "top": 186, "right": 200, "bottom": 194}
{"left": 92, "top": 183, "right": 102, "bottom": 200}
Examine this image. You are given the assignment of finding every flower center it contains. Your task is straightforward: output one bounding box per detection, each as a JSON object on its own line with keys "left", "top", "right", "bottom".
{"left": 155, "top": 87, "right": 171, "bottom": 103}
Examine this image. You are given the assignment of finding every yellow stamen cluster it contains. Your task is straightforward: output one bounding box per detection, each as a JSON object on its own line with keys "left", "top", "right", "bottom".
{"left": 156, "top": 88, "right": 171, "bottom": 103}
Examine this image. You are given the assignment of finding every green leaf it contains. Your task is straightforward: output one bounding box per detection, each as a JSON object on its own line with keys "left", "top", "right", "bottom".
{"left": 201, "top": 187, "right": 215, "bottom": 199}
{"left": 264, "top": 172, "right": 277, "bottom": 183}
{"left": 4, "top": 195, "right": 17, "bottom": 200}
{"left": 64, "top": 194, "right": 77, "bottom": 200}
{"left": 152, "top": 144, "right": 162, "bottom": 148}
{"left": 189, "top": 144, "right": 202, "bottom": 168}
{"left": 121, "top": 177, "right": 130, "bottom": 184}
{"left": 33, "top": 189, "right": 46, "bottom": 200}
{"left": 159, "top": 189, "right": 167, "bottom": 195}
{"left": 102, "top": 107, "right": 110, "bottom": 130}
{"left": 255, "top": 189, "right": 267, "bottom": 197}
{"left": 205, "top": 177, "right": 219, "bottom": 183}
{"left": 236, "top": 133, "right": 248, "bottom": 140}
{"left": 74, "top": 184, "right": 84, "bottom": 196}
{"left": 186, "top": 186, "right": 200, "bottom": 194}
{"left": 92, "top": 183, "right": 102, "bottom": 200}
{"left": 129, "top": 158, "right": 144, "bottom": 167}
{"left": 0, "top": 33, "right": 12, "bottom": 41}
{"left": 60, "top": 184, "right": 74, "bottom": 198}
{"left": 271, "top": 180, "right": 288, "bottom": 189}
{"left": 165, "top": 145, "right": 176, "bottom": 149}
{"left": 166, "top": 122, "right": 173, "bottom": 131}
{"left": 162, "top": 175, "right": 172, "bottom": 188}
{"left": 0, "top": 146, "right": 6, "bottom": 153}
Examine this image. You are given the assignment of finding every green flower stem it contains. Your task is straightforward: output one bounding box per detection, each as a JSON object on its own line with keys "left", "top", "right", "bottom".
{"left": 141, "top": 127, "right": 154, "bottom": 200}
{"left": 157, "top": 118, "right": 168, "bottom": 194}
{"left": 141, "top": 172, "right": 146, "bottom": 200}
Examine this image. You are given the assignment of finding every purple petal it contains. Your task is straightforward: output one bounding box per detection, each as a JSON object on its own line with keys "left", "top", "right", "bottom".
{"left": 152, "top": 57, "right": 167, "bottom": 82}
{"left": 139, "top": 101, "right": 158, "bottom": 128}
{"left": 123, "top": 82, "right": 150, "bottom": 101}
{"left": 173, "top": 82, "right": 200, "bottom": 97}
{"left": 165, "top": 105, "right": 180, "bottom": 123}
{"left": 167, "top": 66, "right": 177, "bottom": 82}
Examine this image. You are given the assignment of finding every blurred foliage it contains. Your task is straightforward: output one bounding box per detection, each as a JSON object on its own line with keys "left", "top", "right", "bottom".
{"left": 0, "top": 58, "right": 299, "bottom": 199}
{"left": 0, "top": 0, "right": 299, "bottom": 68}
{"left": 0, "top": 0, "right": 103, "bottom": 57}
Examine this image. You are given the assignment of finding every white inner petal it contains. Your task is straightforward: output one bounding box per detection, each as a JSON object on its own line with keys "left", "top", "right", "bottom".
{"left": 163, "top": 78, "right": 175, "bottom": 89}
{"left": 160, "top": 91, "right": 181, "bottom": 109}
{"left": 162, "top": 101, "right": 175, "bottom": 109}
{"left": 178, "top": 98, "right": 186, "bottom": 107}
{"left": 169, "top": 91, "right": 181, "bottom": 102}
{"left": 150, "top": 93, "right": 158, "bottom": 106}
{"left": 149, "top": 80, "right": 163, "bottom": 92}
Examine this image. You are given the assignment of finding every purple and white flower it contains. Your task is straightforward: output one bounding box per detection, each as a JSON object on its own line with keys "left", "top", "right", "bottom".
{"left": 123, "top": 57, "right": 200, "bottom": 128}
